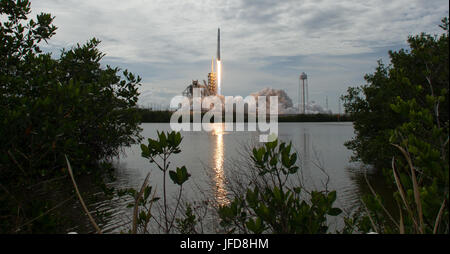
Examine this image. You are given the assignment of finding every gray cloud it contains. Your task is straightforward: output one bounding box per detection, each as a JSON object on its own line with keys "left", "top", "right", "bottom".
{"left": 28, "top": 0, "right": 449, "bottom": 112}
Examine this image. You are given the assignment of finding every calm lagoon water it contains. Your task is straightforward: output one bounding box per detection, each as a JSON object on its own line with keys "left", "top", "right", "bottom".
{"left": 78, "top": 122, "right": 391, "bottom": 233}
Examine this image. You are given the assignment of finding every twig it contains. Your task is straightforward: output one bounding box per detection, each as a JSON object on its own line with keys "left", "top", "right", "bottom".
{"left": 360, "top": 198, "right": 378, "bottom": 233}
{"left": 168, "top": 185, "right": 183, "bottom": 232}
{"left": 26, "top": 175, "right": 68, "bottom": 190}
{"left": 65, "top": 155, "right": 102, "bottom": 234}
{"left": 132, "top": 172, "right": 151, "bottom": 234}
{"left": 392, "top": 156, "right": 420, "bottom": 232}
{"left": 392, "top": 144, "right": 424, "bottom": 234}
{"left": 15, "top": 196, "right": 74, "bottom": 232}
{"left": 131, "top": 173, "right": 150, "bottom": 234}
{"left": 433, "top": 199, "right": 446, "bottom": 234}
{"left": 364, "top": 170, "right": 400, "bottom": 229}
{"left": 7, "top": 150, "right": 27, "bottom": 176}
{"left": 143, "top": 186, "right": 158, "bottom": 234}
{"left": 397, "top": 200, "right": 405, "bottom": 234}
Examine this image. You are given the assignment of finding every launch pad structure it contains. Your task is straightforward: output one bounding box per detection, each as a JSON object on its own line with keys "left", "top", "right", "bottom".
{"left": 208, "top": 58, "right": 218, "bottom": 94}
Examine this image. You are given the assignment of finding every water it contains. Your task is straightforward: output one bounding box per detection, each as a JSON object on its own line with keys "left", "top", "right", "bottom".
{"left": 79, "top": 122, "right": 393, "bottom": 233}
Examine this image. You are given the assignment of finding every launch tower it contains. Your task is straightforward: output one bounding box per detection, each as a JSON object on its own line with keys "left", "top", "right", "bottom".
{"left": 208, "top": 58, "right": 217, "bottom": 94}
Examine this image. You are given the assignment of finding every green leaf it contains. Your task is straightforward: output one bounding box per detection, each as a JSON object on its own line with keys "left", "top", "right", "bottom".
{"left": 140, "top": 144, "right": 150, "bottom": 158}
{"left": 169, "top": 166, "right": 191, "bottom": 185}
{"left": 169, "top": 170, "right": 178, "bottom": 185}
{"left": 144, "top": 186, "right": 152, "bottom": 200}
{"left": 293, "top": 187, "right": 302, "bottom": 194}
{"left": 269, "top": 155, "right": 278, "bottom": 166}
{"left": 328, "top": 191, "right": 337, "bottom": 204}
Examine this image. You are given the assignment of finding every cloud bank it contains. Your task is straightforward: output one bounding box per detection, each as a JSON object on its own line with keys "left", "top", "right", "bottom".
{"left": 30, "top": 0, "right": 449, "bottom": 113}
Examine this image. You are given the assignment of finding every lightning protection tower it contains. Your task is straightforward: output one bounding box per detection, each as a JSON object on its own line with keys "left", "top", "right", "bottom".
{"left": 299, "top": 72, "right": 308, "bottom": 114}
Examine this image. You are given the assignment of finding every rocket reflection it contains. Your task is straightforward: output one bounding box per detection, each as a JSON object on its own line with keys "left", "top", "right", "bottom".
{"left": 211, "top": 123, "right": 229, "bottom": 206}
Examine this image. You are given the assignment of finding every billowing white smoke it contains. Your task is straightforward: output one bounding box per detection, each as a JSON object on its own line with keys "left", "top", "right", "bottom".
{"left": 251, "top": 88, "right": 331, "bottom": 115}
{"left": 304, "top": 101, "right": 332, "bottom": 114}
{"left": 251, "top": 88, "right": 296, "bottom": 114}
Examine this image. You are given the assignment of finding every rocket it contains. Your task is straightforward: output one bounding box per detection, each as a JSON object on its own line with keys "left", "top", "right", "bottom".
{"left": 217, "top": 28, "right": 221, "bottom": 61}
{"left": 216, "top": 28, "right": 222, "bottom": 95}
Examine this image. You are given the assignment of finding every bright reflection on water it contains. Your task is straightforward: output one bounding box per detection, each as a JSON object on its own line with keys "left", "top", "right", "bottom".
{"left": 210, "top": 123, "right": 229, "bottom": 206}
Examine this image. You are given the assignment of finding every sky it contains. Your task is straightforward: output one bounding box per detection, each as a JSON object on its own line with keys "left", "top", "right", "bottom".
{"left": 30, "top": 0, "right": 449, "bottom": 113}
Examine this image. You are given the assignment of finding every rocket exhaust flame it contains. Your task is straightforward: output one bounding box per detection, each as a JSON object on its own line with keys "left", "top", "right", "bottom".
{"left": 217, "top": 28, "right": 221, "bottom": 95}
{"left": 217, "top": 60, "right": 221, "bottom": 95}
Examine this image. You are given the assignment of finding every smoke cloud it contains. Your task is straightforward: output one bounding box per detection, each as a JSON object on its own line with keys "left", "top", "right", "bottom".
{"left": 251, "top": 88, "right": 332, "bottom": 115}
{"left": 179, "top": 87, "right": 332, "bottom": 115}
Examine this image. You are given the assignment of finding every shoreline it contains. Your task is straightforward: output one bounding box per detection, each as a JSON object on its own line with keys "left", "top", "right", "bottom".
{"left": 136, "top": 109, "right": 353, "bottom": 123}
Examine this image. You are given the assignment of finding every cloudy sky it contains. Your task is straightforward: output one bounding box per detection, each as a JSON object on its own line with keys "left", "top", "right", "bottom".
{"left": 31, "top": 0, "right": 448, "bottom": 112}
